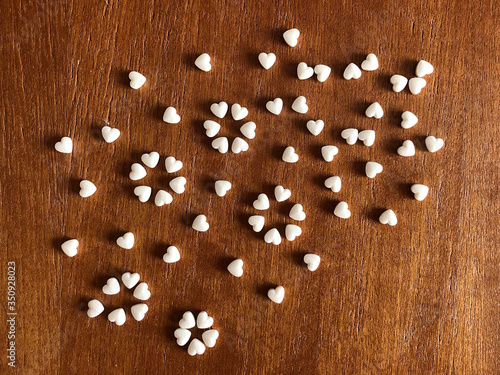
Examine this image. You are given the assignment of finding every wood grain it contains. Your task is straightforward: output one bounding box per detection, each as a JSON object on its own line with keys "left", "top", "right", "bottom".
{"left": 1, "top": 0, "right": 499, "bottom": 373}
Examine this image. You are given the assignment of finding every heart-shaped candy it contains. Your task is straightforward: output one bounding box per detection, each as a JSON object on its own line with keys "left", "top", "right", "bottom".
{"left": 122, "top": 272, "right": 140, "bottom": 289}
{"left": 306, "top": 120, "right": 324, "bottom": 136}
{"left": 425, "top": 136, "right": 444, "bottom": 153}
{"left": 321, "top": 145, "right": 338, "bottom": 162}
{"left": 169, "top": 176, "right": 186, "bottom": 194}
{"left": 133, "top": 282, "right": 151, "bottom": 301}
{"left": 343, "top": 63, "right": 361, "bottom": 80}
{"left": 268, "top": 286, "right": 285, "bottom": 303}
{"left": 253, "top": 193, "right": 269, "bottom": 210}
{"left": 365, "top": 162, "right": 383, "bottom": 178}
{"left": 79, "top": 180, "right": 96, "bottom": 198}
{"left": 365, "top": 102, "right": 384, "bottom": 119}
{"left": 379, "top": 209, "right": 397, "bottom": 226}
{"left": 101, "top": 126, "right": 120, "bottom": 143}
{"left": 129, "top": 163, "right": 147, "bottom": 181}
{"left": 285, "top": 224, "right": 302, "bottom": 241}
{"left": 289, "top": 204, "right": 306, "bottom": 221}
{"left": 361, "top": 53, "right": 379, "bottom": 71}
{"left": 411, "top": 184, "right": 429, "bottom": 201}
{"left": 291, "top": 96, "right": 308, "bottom": 114}
{"left": 283, "top": 28, "right": 300, "bottom": 47}
{"left": 87, "top": 299, "right": 104, "bottom": 318}
{"left": 231, "top": 137, "right": 249, "bottom": 154}
{"left": 192, "top": 215, "right": 209, "bottom": 232}
{"left": 314, "top": 64, "right": 331, "bottom": 82}
{"left": 282, "top": 146, "right": 299, "bottom": 163}
{"left": 390, "top": 74, "right": 408, "bottom": 92}
{"left": 297, "top": 62, "right": 314, "bottom": 80}
{"left": 54, "top": 137, "right": 73, "bottom": 153}
{"left": 179, "top": 311, "right": 196, "bottom": 329}
{"left": 165, "top": 156, "right": 183, "bottom": 173}
{"left": 397, "top": 140, "right": 415, "bottom": 157}
{"left": 154, "top": 190, "right": 173, "bottom": 206}
{"left": 61, "top": 239, "right": 79, "bottom": 257}
{"left": 266, "top": 98, "right": 283, "bottom": 115}
{"left": 416, "top": 60, "right": 434, "bottom": 77}
{"left": 163, "top": 107, "right": 181, "bottom": 124}
{"left": 409, "top": 77, "right": 426, "bottom": 95}
{"left": 231, "top": 104, "right": 248, "bottom": 121}
{"left": 141, "top": 152, "right": 159, "bottom": 168}
{"left": 108, "top": 308, "right": 126, "bottom": 326}
{"left": 358, "top": 130, "right": 375, "bottom": 146}
{"left": 195, "top": 53, "right": 211, "bottom": 72}
{"left": 196, "top": 311, "right": 214, "bottom": 329}
{"left": 134, "top": 186, "right": 152, "bottom": 202}
{"left": 203, "top": 120, "right": 221, "bottom": 137}
{"left": 248, "top": 215, "right": 265, "bottom": 232}
{"left": 334, "top": 201, "right": 351, "bottom": 219}
{"left": 212, "top": 137, "right": 229, "bottom": 153}
{"left": 303, "top": 254, "right": 321, "bottom": 271}
{"left": 102, "top": 277, "right": 120, "bottom": 295}
{"left": 116, "top": 232, "right": 134, "bottom": 249}
{"left": 131, "top": 303, "right": 148, "bottom": 321}
{"left": 258, "top": 52, "right": 276, "bottom": 70}
{"left": 174, "top": 328, "right": 191, "bottom": 346}
{"left": 341, "top": 128, "right": 359, "bottom": 145}
{"left": 210, "top": 102, "right": 228, "bottom": 118}
{"left": 163, "top": 246, "right": 180, "bottom": 263}
{"left": 274, "top": 185, "right": 291, "bottom": 202}
{"left": 324, "top": 176, "right": 341, "bottom": 193}
{"left": 401, "top": 111, "right": 418, "bottom": 129}
{"left": 264, "top": 228, "right": 281, "bottom": 245}
{"left": 202, "top": 329, "right": 219, "bottom": 348}
{"left": 215, "top": 180, "right": 231, "bottom": 197}
{"left": 128, "top": 71, "right": 146, "bottom": 89}
{"left": 188, "top": 338, "right": 206, "bottom": 356}
{"left": 240, "top": 121, "right": 256, "bottom": 139}
{"left": 227, "top": 259, "right": 244, "bottom": 277}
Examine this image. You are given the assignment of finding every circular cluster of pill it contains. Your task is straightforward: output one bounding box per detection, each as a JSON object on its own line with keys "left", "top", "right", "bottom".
{"left": 174, "top": 311, "right": 219, "bottom": 356}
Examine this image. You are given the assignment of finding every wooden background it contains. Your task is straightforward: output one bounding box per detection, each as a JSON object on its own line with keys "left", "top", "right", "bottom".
{"left": 1, "top": 0, "right": 499, "bottom": 373}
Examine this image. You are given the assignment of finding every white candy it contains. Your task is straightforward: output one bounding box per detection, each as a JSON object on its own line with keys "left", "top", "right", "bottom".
{"left": 365, "top": 102, "right": 384, "bottom": 119}
{"left": 314, "top": 64, "right": 331, "bottom": 82}
{"left": 163, "top": 246, "right": 180, "bottom": 263}
{"left": 212, "top": 137, "right": 229, "bottom": 153}
{"left": 133, "top": 282, "right": 151, "bottom": 301}
{"left": 231, "top": 104, "right": 248, "bottom": 121}
{"left": 187, "top": 338, "right": 206, "bottom": 356}
{"left": 203, "top": 120, "right": 220, "bottom": 137}
{"left": 291, "top": 96, "right": 308, "bottom": 113}
{"left": 379, "top": 209, "right": 397, "bottom": 226}
{"left": 131, "top": 303, "right": 148, "bottom": 321}
{"left": 361, "top": 53, "right": 379, "bottom": 71}
{"left": 87, "top": 299, "right": 104, "bottom": 318}
{"left": 202, "top": 329, "right": 219, "bottom": 348}
{"left": 227, "top": 259, "right": 243, "bottom": 277}
{"left": 425, "top": 136, "right": 444, "bottom": 153}
{"left": 215, "top": 180, "right": 231, "bottom": 197}
{"left": 401, "top": 111, "right": 418, "bottom": 129}
{"left": 192, "top": 215, "right": 209, "bottom": 232}
{"left": 108, "top": 308, "right": 126, "bottom": 326}
{"left": 297, "top": 62, "right": 314, "bottom": 80}
{"left": 283, "top": 28, "right": 300, "bottom": 47}
{"left": 334, "top": 201, "right": 351, "bottom": 219}
{"left": 231, "top": 137, "right": 249, "bottom": 154}
{"left": 79, "top": 180, "right": 97, "bottom": 198}
{"left": 210, "top": 102, "right": 228, "bottom": 118}
{"left": 165, "top": 156, "right": 183, "bottom": 173}
{"left": 397, "top": 140, "right": 416, "bottom": 157}
{"left": 169, "top": 176, "right": 186, "bottom": 194}
{"left": 61, "top": 239, "right": 78, "bottom": 257}
{"left": 303, "top": 254, "right": 321, "bottom": 271}
{"left": 390, "top": 75, "right": 408, "bottom": 92}
{"left": 101, "top": 126, "right": 120, "bottom": 143}
{"left": 116, "top": 232, "right": 134, "bottom": 249}
{"left": 102, "top": 278, "right": 120, "bottom": 295}
{"left": 141, "top": 152, "right": 160, "bottom": 168}
{"left": 196, "top": 311, "right": 214, "bottom": 329}
{"left": 365, "top": 162, "right": 383, "bottom": 178}
{"left": 122, "top": 272, "right": 140, "bottom": 289}
{"left": 253, "top": 193, "right": 269, "bottom": 210}
{"left": 282, "top": 146, "right": 299, "bottom": 163}
{"left": 324, "top": 176, "right": 341, "bottom": 193}
{"left": 154, "top": 190, "right": 173, "bottom": 206}
{"left": 248, "top": 215, "right": 265, "bottom": 232}
{"left": 267, "top": 286, "right": 285, "bottom": 303}
{"left": 343, "top": 63, "right": 361, "bottom": 80}
{"left": 179, "top": 311, "right": 196, "bottom": 329}
{"left": 266, "top": 98, "right": 283, "bottom": 115}
{"left": 416, "top": 60, "right": 434, "bottom": 78}
{"left": 358, "top": 130, "right": 375, "bottom": 146}
{"left": 285, "top": 224, "right": 302, "bottom": 241}
{"left": 274, "top": 185, "right": 291, "bottom": 202}
{"left": 54, "top": 137, "right": 73, "bottom": 153}
{"left": 341, "top": 128, "right": 359, "bottom": 145}
{"left": 264, "top": 228, "right": 281, "bottom": 245}
{"left": 258, "top": 52, "right": 276, "bottom": 69}
{"left": 128, "top": 71, "right": 146, "bottom": 89}
{"left": 195, "top": 53, "right": 211, "bottom": 72}
{"left": 409, "top": 77, "right": 426, "bottom": 95}
{"left": 133, "top": 185, "right": 152, "bottom": 202}
{"left": 289, "top": 204, "right": 306, "bottom": 221}
{"left": 174, "top": 328, "right": 191, "bottom": 346}
{"left": 163, "top": 107, "right": 181, "bottom": 124}
{"left": 129, "top": 163, "right": 147, "bottom": 181}
{"left": 411, "top": 184, "right": 429, "bottom": 201}
{"left": 306, "top": 120, "right": 324, "bottom": 136}
{"left": 240, "top": 122, "right": 256, "bottom": 139}
{"left": 321, "top": 146, "right": 338, "bottom": 162}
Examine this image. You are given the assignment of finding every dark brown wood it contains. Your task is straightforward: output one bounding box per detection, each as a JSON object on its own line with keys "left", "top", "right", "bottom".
{"left": 1, "top": 0, "right": 499, "bottom": 373}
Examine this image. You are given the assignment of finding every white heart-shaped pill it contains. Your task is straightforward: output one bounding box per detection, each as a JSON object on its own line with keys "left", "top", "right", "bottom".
{"left": 390, "top": 75, "right": 408, "bottom": 92}
{"left": 283, "top": 28, "right": 300, "bottom": 47}
{"left": 264, "top": 228, "right": 281, "bottom": 245}
{"left": 141, "top": 152, "right": 160, "bottom": 168}
{"left": 116, "top": 232, "right": 134, "bottom": 249}
{"left": 274, "top": 185, "right": 291, "bottom": 202}
{"left": 215, "top": 180, "right": 231, "bottom": 197}
{"left": 411, "top": 184, "right": 429, "bottom": 201}
{"left": 87, "top": 299, "right": 104, "bottom": 318}
{"left": 358, "top": 130, "right": 375, "bottom": 146}
{"left": 61, "top": 239, "right": 79, "bottom": 257}
{"left": 231, "top": 104, "right": 248, "bottom": 121}
{"left": 289, "top": 204, "right": 306, "bottom": 221}
{"left": 165, "top": 156, "right": 183, "bottom": 173}
{"left": 131, "top": 303, "right": 148, "bottom": 321}
{"left": 212, "top": 137, "right": 229, "bottom": 154}
{"left": 163, "top": 107, "right": 181, "bottom": 124}
{"left": 266, "top": 98, "right": 283, "bottom": 115}
{"left": 321, "top": 145, "right": 339, "bottom": 162}
{"left": 210, "top": 102, "right": 228, "bottom": 119}
{"left": 314, "top": 64, "right": 331, "bottom": 82}
{"left": 188, "top": 338, "right": 206, "bottom": 356}
{"left": 425, "top": 136, "right": 444, "bottom": 153}
{"left": 397, "top": 140, "right": 416, "bottom": 157}
{"left": 365, "top": 102, "right": 384, "bottom": 119}
{"left": 108, "top": 308, "right": 126, "bottom": 326}
{"left": 282, "top": 146, "right": 299, "bottom": 163}
{"left": 303, "top": 254, "right": 321, "bottom": 271}
{"left": 192, "top": 215, "right": 209, "bottom": 232}
{"left": 285, "top": 224, "right": 302, "bottom": 241}
{"left": 306, "top": 120, "right": 324, "bottom": 136}
{"left": 154, "top": 190, "right": 173, "bottom": 206}
{"left": 174, "top": 328, "right": 191, "bottom": 346}
{"left": 163, "top": 245, "right": 180, "bottom": 263}
{"left": 101, "top": 126, "right": 120, "bottom": 143}
{"left": 227, "top": 259, "right": 244, "bottom": 277}
{"left": 361, "top": 53, "right": 379, "bottom": 71}
{"left": 324, "top": 176, "right": 341, "bottom": 193}
{"left": 268, "top": 286, "right": 285, "bottom": 303}
{"left": 409, "top": 77, "right": 426, "bottom": 95}
{"left": 365, "top": 162, "right": 383, "bottom": 178}
{"left": 133, "top": 185, "right": 152, "bottom": 202}
{"left": 122, "top": 272, "right": 140, "bottom": 289}
{"left": 240, "top": 121, "right": 256, "bottom": 139}
{"left": 379, "top": 209, "right": 397, "bottom": 226}
{"left": 231, "top": 137, "right": 249, "bottom": 154}
{"left": 258, "top": 52, "right": 276, "bottom": 69}
{"left": 128, "top": 71, "right": 146, "bottom": 89}
{"left": 55, "top": 137, "right": 73, "bottom": 153}
{"left": 196, "top": 311, "right": 214, "bottom": 329}
{"left": 133, "top": 282, "right": 151, "bottom": 301}
{"left": 202, "top": 329, "right": 219, "bottom": 348}
{"left": 179, "top": 311, "right": 196, "bottom": 329}
{"left": 195, "top": 53, "right": 211, "bottom": 72}
{"left": 297, "top": 62, "right": 314, "bottom": 80}
{"left": 416, "top": 60, "right": 434, "bottom": 78}
{"left": 102, "top": 278, "right": 120, "bottom": 295}
{"left": 343, "top": 63, "right": 361, "bottom": 80}
{"left": 203, "top": 120, "right": 221, "bottom": 137}
{"left": 169, "top": 176, "right": 186, "bottom": 194}
{"left": 341, "top": 128, "right": 359, "bottom": 145}
{"left": 129, "top": 163, "right": 147, "bottom": 181}
{"left": 253, "top": 193, "right": 270, "bottom": 210}
{"left": 401, "top": 111, "right": 418, "bottom": 129}
{"left": 291, "top": 96, "right": 308, "bottom": 114}
{"left": 334, "top": 201, "right": 351, "bottom": 219}
{"left": 79, "top": 180, "right": 97, "bottom": 198}
{"left": 248, "top": 215, "right": 265, "bottom": 232}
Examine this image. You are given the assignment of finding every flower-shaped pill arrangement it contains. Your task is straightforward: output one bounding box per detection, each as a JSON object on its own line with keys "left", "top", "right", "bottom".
{"left": 174, "top": 311, "right": 219, "bottom": 356}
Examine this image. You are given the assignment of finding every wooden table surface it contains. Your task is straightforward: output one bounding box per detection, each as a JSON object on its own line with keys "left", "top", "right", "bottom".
{"left": 1, "top": 0, "right": 499, "bottom": 373}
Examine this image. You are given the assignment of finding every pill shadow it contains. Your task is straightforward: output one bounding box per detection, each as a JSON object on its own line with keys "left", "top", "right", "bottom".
{"left": 152, "top": 242, "right": 167, "bottom": 260}
{"left": 283, "top": 61, "right": 298, "bottom": 79}
{"left": 414, "top": 135, "right": 428, "bottom": 151}
{"left": 106, "top": 229, "right": 128, "bottom": 245}
{"left": 272, "top": 27, "right": 288, "bottom": 45}
{"left": 400, "top": 58, "right": 417, "bottom": 78}
{"left": 151, "top": 103, "right": 166, "bottom": 122}
{"left": 241, "top": 191, "right": 262, "bottom": 208}
{"left": 45, "top": 135, "right": 64, "bottom": 150}
{"left": 366, "top": 207, "right": 387, "bottom": 223}
{"left": 192, "top": 119, "right": 213, "bottom": 150}
{"left": 51, "top": 236, "right": 70, "bottom": 254}
{"left": 387, "top": 108, "right": 404, "bottom": 128}
{"left": 277, "top": 201, "right": 295, "bottom": 217}
{"left": 246, "top": 51, "right": 262, "bottom": 69}
{"left": 352, "top": 99, "right": 367, "bottom": 117}
{"left": 313, "top": 174, "right": 330, "bottom": 189}
{"left": 292, "top": 118, "right": 308, "bottom": 136}
{"left": 92, "top": 273, "right": 115, "bottom": 290}
{"left": 123, "top": 183, "right": 139, "bottom": 200}
{"left": 90, "top": 125, "right": 104, "bottom": 141}
{"left": 377, "top": 73, "right": 393, "bottom": 92}
{"left": 77, "top": 298, "right": 91, "bottom": 313}
{"left": 236, "top": 213, "right": 262, "bottom": 241}
{"left": 256, "top": 282, "right": 276, "bottom": 299}
{"left": 181, "top": 53, "right": 200, "bottom": 69}
{"left": 117, "top": 159, "right": 133, "bottom": 179}
{"left": 181, "top": 211, "right": 200, "bottom": 227}
{"left": 115, "top": 68, "right": 131, "bottom": 87}
{"left": 197, "top": 99, "right": 218, "bottom": 116}
{"left": 352, "top": 160, "right": 367, "bottom": 176}
{"left": 398, "top": 182, "right": 415, "bottom": 199}
{"left": 331, "top": 61, "right": 347, "bottom": 79}
{"left": 292, "top": 251, "right": 308, "bottom": 267}
{"left": 319, "top": 198, "right": 337, "bottom": 215}
{"left": 308, "top": 143, "right": 324, "bottom": 161}
{"left": 383, "top": 138, "right": 404, "bottom": 155}
{"left": 68, "top": 177, "right": 81, "bottom": 195}
{"left": 271, "top": 144, "right": 287, "bottom": 161}
{"left": 217, "top": 256, "right": 236, "bottom": 273}
{"left": 200, "top": 176, "right": 216, "bottom": 194}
